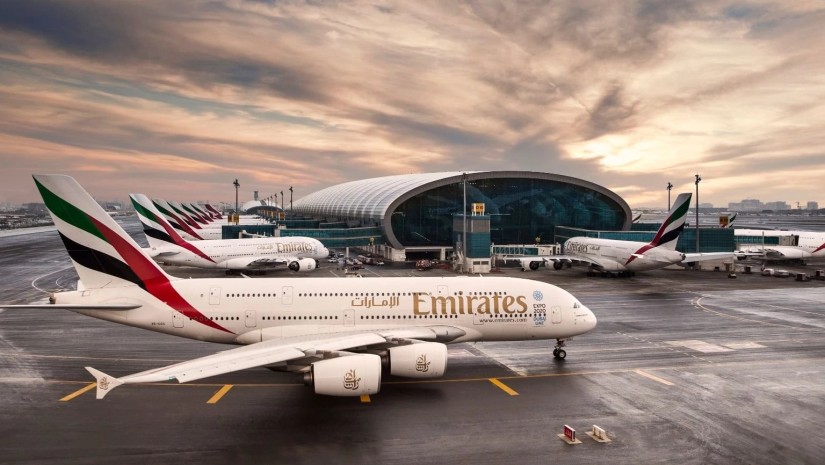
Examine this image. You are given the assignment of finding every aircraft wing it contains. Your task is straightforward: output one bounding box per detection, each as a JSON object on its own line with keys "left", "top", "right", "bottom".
{"left": 734, "top": 246, "right": 810, "bottom": 260}
{"left": 0, "top": 304, "right": 141, "bottom": 311}
{"left": 558, "top": 254, "right": 610, "bottom": 269}
{"left": 221, "top": 256, "right": 296, "bottom": 269}
{"left": 682, "top": 252, "right": 735, "bottom": 264}
{"left": 246, "top": 257, "right": 289, "bottom": 268}
{"left": 84, "top": 326, "right": 465, "bottom": 399}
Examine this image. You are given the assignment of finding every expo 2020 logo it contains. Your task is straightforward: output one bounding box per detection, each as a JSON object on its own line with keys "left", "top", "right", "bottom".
{"left": 533, "top": 290, "right": 543, "bottom": 301}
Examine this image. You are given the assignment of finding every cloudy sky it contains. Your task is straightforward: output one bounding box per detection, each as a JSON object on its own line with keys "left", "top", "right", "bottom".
{"left": 1, "top": 0, "right": 824, "bottom": 209}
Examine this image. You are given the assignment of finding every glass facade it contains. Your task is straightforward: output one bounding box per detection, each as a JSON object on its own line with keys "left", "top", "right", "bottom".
{"left": 390, "top": 178, "right": 626, "bottom": 247}
{"left": 280, "top": 227, "right": 383, "bottom": 249}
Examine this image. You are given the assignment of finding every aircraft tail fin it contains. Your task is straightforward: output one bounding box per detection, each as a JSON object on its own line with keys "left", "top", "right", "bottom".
{"left": 188, "top": 203, "right": 213, "bottom": 224}
{"left": 33, "top": 174, "right": 176, "bottom": 290}
{"left": 85, "top": 367, "right": 124, "bottom": 399}
{"left": 130, "top": 194, "right": 215, "bottom": 264}
{"left": 205, "top": 204, "right": 223, "bottom": 220}
{"left": 180, "top": 202, "right": 209, "bottom": 225}
{"left": 649, "top": 192, "right": 691, "bottom": 250}
{"left": 168, "top": 201, "right": 202, "bottom": 229}
{"left": 153, "top": 198, "right": 204, "bottom": 240}
{"left": 130, "top": 194, "right": 187, "bottom": 247}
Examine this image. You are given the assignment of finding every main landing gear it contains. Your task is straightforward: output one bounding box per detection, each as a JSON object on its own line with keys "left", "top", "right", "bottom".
{"left": 553, "top": 339, "right": 567, "bottom": 360}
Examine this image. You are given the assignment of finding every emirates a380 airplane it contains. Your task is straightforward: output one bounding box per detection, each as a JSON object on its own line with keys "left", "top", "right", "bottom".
{"left": 131, "top": 193, "right": 327, "bottom": 272}
{"left": 4, "top": 175, "right": 597, "bottom": 400}
{"left": 517, "top": 192, "right": 733, "bottom": 276}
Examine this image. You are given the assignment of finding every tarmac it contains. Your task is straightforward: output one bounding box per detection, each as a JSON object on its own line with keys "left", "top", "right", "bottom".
{"left": 1, "top": 217, "right": 825, "bottom": 464}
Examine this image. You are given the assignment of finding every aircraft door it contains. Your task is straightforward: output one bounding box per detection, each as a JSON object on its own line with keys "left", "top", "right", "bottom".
{"left": 209, "top": 287, "right": 221, "bottom": 305}
{"left": 245, "top": 310, "right": 256, "bottom": 327}
{"left": 282, "top": 286, "right": 293, "bottom": 305}
{"left": 550, "top": 306, "right": 562, "bottom": 324}
{"left": 344, "top": 309, "right": 354, "bottom": 327}
{"left": 173, "top": 312, "right": 185, "bottom": 328}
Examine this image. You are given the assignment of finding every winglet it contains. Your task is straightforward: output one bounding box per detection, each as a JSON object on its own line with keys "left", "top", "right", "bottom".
{"left": 85, "top": 367, "right": 124, "bottom": 399}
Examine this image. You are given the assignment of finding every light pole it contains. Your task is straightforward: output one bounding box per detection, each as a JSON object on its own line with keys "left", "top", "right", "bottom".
{"left": 462, "top": 173, "right": 468, "bottom": 272}
{"left": 232, "top": 179, "right": 240, "bottom": 221}
{"left": 667, "top": 182, "right": 673, "bottom": 210}
{"left": 695, "top": 174, "right": 701, "bottom": 254}
{"left": 289, "top": 186, "right": 293, "bottom": 212}
{"left": 280, "top": 191, "right": 284, "bottom": 210}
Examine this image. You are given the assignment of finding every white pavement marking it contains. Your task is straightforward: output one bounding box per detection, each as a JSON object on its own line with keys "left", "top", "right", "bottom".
{"left": 667, "top": 340, "right": 733, "bottom": 353}
{"left": 721, "top": 342, "right": 765, "bottom": 350}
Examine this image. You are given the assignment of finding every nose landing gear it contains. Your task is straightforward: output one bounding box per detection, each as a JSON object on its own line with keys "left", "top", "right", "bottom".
{"left": 553, "top": 339, "right": 567, "bottom": 360}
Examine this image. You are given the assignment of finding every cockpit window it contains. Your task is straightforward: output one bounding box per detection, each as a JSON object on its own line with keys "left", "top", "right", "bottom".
{"left": 573, "top": 302, "right": 580, "bottom": 309}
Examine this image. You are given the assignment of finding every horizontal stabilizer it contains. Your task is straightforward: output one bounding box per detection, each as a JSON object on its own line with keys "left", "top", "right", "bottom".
{"left": 85, "top": 367, "right": 125, "bottom": 399}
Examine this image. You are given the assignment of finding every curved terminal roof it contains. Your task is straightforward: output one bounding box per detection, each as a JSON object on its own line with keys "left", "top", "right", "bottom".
{"left": 293, "top": 172, "right": 473, "bottom": 220}
{"left": 293, "top": 171, "right": 630, "bottom": 248}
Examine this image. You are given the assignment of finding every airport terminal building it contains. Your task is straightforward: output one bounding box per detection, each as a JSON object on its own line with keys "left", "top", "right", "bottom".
{"left": 289, "top": 171, "right": 631, "bottom": 264}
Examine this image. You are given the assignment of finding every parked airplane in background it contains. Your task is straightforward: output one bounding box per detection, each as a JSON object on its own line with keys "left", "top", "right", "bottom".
{"left": 517, "top": 193, "right": 733, "bottom": 276}
{"left": 4, "top": 174, "right": 597, "bottom": 400}
{"left": 152, "top": 198, "right": 218, "bottom": 240}
{"left": 734, "top": 229, "right": 825, "bottom": 260}
{"left": 204, "top": 204, "right": 223, "bottom": 219}
{"left": 132, "top": 194, "right": 327, "bottom": 272}
{"left": 154, "top": 199, "right": 269, "bottom": 240}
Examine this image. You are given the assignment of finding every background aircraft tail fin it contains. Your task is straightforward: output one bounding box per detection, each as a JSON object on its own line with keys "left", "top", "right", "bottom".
{"left": 130, "top": 194, "right": 186, "bottom": 247}
{"left": 649, "top": 192, "right": 691, "bottom": 250}
{"left": 152, "top": 198, "right": 204, "bottom": 240}
{"left": 130, "top": 194, "right": 216, "bottom": 264}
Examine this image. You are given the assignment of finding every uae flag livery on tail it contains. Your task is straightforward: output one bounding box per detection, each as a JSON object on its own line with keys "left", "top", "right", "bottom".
{"left": 33, "top": 175, "right": 231, "bottom": 333}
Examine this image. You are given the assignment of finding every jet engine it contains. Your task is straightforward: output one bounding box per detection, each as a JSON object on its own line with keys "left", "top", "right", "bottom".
{"left": 518, "top": 258, "right": 542, "bottom": 271}
{"left": 288, "top": 258, "right": 317, "bottom": 272}
{"left": 387, "top": 342, "right": 447, "bottom": 378}
{"left": 303, "top": 354, "right": 381, "bottom": 396}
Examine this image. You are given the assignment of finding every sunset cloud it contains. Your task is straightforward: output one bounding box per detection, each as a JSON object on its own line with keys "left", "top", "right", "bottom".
{"left": 1, "top": 0, "right": 824, "bottom": 209}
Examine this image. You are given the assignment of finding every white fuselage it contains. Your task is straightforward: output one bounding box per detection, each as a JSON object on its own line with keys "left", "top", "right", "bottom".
{"left": 149, "top": 236, "right": 329, "bottom": 270}
{"left": 180, "top": 218, "right": 270, "bottom": 240}
{"left": 564, "top": 237, "right": 685, "bottom": 272}
{"left": 55, "top": 276, "right": 597, "bottom": 346}
{"left": 736, "top": 230, "right": 825, "bottom": 259}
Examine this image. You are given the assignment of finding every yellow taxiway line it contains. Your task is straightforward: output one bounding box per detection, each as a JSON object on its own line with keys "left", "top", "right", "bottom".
{"left": 488, "top": 378, "right": 519, "bottom": 396}
{"left": 634, "top": 369, "right": 674, "bottom": 386}
{"left": 59, "top": 383, "right": 96, "bottom": 402}
{"left": 206, "top": 384, "right": 234, "bottom": 404}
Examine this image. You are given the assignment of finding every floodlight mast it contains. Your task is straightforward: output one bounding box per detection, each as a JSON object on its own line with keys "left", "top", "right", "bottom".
{"left": 233, "top": 179, "right": 240, "bottom": 214}
{"left": 695, "top": 174, "right": 701, "bottom": 254}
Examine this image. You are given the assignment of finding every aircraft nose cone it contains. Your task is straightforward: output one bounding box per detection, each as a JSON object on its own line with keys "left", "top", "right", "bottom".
{"left": 583, "top": 305, "right": 598, "bottom": 332}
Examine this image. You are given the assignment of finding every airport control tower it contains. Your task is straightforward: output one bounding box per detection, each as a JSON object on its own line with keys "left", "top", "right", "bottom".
{"left": 453, "top": 202, "right": 491, "bottom": 273}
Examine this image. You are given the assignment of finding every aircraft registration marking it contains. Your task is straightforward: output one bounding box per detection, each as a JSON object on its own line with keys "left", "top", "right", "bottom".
{"left": 634, "top": 369, "right": 674, "bottom": 386}
{"left": 59, "top": 383, "right": 96, "bottom": 402}
{"left": 488, "top": 378, "right": 519, "bottom": 396}
{"left": 206, "top": 384, "right": 233, "bottom": 404}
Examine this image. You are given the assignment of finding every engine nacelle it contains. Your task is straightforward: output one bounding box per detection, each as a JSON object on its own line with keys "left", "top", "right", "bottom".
{"left": 388, "top": 342, "right": 447, "bottom": 378}
{"left": 519, "top": 258, "right": 542, "bottom": 271}
{"left": 288, "top": 257, "right": 317, "bottom": 272}
{"left": 304, "top": 354, "right": 381, "bottom": 396}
